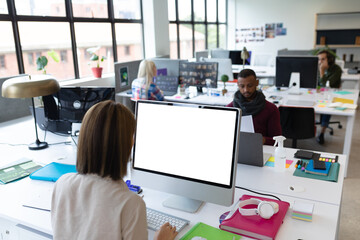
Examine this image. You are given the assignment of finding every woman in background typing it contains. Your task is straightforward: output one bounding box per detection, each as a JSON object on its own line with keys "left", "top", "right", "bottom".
{"left": 132, "top": 59, "right": 164, "bottom": 101}
{"left": 51, "top": 100, "right": 177, "bottom": 240}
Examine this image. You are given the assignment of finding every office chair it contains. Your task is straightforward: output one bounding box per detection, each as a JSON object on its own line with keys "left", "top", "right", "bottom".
{"left": 279, "top": 106, "right": 316, "bottom": 148}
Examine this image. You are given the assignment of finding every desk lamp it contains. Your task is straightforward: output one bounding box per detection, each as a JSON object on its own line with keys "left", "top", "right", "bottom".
{"left": 241, "top": 47, "right": 250, "bottom": 69}
{"left": 1, "top": 75, "right": 60, "bottom": 150}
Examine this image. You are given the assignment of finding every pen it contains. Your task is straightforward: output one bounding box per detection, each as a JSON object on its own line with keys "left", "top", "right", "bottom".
{"left": 298, "top": 160, "right": 303, "bottom": 169}
{"left": 295, "top": 160, "right": 300, "bottom": 168}
{"left": 301, "top": 162, "right": 306, "bottom": 171}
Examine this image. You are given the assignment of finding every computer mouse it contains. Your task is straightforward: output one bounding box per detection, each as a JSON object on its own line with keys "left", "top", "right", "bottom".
{"left": 191, "top": 237, "right": 207, "bottom": 240}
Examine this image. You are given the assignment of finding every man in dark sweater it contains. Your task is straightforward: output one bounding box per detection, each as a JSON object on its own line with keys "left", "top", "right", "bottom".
{"left": 227, "top": 69, "right": 282, "bottom": 145}
{"left": 317, "top": 50, "right": 342, "bottom": 144}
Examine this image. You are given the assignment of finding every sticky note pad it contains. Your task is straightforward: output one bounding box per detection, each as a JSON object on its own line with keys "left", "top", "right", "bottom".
{"left": 286, "top": 160, "right": 294, "bottom": 169}
{"left": 292, "top": 201, "right": 314, "bottom": 222}
{"left": 265, "top": 158, "right": 293, "bottom": 168}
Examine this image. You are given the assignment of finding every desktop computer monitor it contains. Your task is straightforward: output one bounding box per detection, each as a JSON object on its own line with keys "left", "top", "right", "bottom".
{"left": 131, "top": 101, "right": 241, "bottom": 213}
{"left": 179, "top": 61, "right": 218, "bottom": 92}
{"left": 229, "top": 50, "right": 252, "bottom": 65}
{"left": 276, "top": 56, "right": 318, "bottom": 89}
{"left": 203, "top": 58, "right": 233, "bottom": 81}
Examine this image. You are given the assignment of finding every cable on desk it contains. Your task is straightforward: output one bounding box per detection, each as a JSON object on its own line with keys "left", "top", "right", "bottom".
{"left": 70, "top": 135, "right": 78, "bottom": 147}
{"left": 235, "top": 186, "right": 281, "bottom": 201}
{"left": 0, "top": 142, "right": 28, "bottom": 146}
{"left": 48, "top": 141, "right": 72, "bottom": 146}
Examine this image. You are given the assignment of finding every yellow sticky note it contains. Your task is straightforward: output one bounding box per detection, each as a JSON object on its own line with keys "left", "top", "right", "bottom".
{"left": 333, "top": 97, "right": 354, "bottom": 104}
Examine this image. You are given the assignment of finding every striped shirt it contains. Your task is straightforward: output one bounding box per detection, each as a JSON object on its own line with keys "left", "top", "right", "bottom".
{"left": 131, "top": 78, "right": 164, "bottom": 101}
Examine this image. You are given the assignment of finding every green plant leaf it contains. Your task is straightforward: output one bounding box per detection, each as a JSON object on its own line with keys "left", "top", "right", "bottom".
{"left": 47, "top": 50, "right": 60, "bottom": 63}
{"left": 90, "top": 54, "right": 99, "bottom": 61}
{"left": 36, "top": 56, "right": 48, "bottom": 71}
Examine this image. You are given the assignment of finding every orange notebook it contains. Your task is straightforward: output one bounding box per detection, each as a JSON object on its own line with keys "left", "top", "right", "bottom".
{"left": 219, "top": 195, "right": 290, "bottom": 240}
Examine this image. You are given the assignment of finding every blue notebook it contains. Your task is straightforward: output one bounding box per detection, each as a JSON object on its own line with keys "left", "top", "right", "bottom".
{"left": 305, "top": 160, "right": 331, "bottom": 176}
{"left": 30, "top": 162, "right": 76, "bottom": 182}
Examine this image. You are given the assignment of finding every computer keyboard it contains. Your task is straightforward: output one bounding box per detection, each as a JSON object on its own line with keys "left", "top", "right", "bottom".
{"left": 146, "top": 208, "right": 190, "bottom": 232}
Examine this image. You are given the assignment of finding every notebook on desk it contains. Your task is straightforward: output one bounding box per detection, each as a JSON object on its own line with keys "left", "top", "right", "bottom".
{"left": 237, "top": 132, "right": 271, "bottom": 167}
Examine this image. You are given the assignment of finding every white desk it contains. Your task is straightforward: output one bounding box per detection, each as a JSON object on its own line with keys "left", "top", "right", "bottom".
{"left": 0, "top": 117, "right": 345, "bottom": 239}
{"left": 0, "top": 177, "right": 341, "bottom": 240}
{"left": 237, "top": 145, "right": 345, "bottom": 206}
{"left": 263, "top": 87, "right": 358, "bottom": 176}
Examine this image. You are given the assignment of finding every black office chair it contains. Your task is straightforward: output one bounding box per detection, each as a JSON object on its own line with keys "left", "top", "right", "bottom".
{"left": 279, "top": 106, "right": 316, "bottom": 148}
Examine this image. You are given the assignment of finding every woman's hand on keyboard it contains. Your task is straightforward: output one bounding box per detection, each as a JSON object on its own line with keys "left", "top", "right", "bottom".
{"left": 154, "top": 222, "right": 178, "bottom": 240}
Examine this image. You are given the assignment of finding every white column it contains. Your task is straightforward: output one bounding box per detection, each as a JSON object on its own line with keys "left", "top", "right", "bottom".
{"left": 227, "top": 0, "right": 236, "bottom": 50}
{"left": 142, "top": 0, "right": 170, "bottom": 58}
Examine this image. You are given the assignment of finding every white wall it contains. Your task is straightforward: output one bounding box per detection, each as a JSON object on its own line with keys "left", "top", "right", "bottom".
{"left": 233, "top": 0, "right": 360, "bottom": 59}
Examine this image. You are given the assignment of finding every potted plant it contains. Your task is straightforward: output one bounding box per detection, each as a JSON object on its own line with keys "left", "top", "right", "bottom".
{"left": 36, "top": 50, "right": 60, "bottom": 74}
{"left": 221, "top": 74, "right": 229, "bottom": 96}
{"left": 87, "top": 46, "right": 106, "bottom": 78}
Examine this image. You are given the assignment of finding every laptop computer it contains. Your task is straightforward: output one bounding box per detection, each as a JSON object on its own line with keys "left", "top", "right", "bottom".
{"left": 153, "top": 76, "right": 179, "bottom": 96}
{"left": 238, "top": 132, "right": 271, "bottom": 167}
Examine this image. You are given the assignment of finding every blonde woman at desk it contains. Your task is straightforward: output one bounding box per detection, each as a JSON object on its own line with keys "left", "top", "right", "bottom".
{"left": 132, "top": 59, "right": 165, "bottom": 101}
{"left": 227, "top": 69, "right": 282, "bottom": 145}
{"left": 51, "top": 100, "right": 177, "bottom": 240}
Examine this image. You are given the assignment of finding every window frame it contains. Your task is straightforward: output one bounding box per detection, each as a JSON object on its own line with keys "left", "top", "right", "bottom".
{"left": 169, "top": 0, "right": 227, "bottom": 59}
{"left": 0, "top": 0, "right": 145, "bottom": 80}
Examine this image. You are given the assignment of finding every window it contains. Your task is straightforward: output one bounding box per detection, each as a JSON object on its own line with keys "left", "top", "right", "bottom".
{"left": 113, "top": 0, "right": 141, "bottom": 19}
{"left": 0, "top": 0, "right": 144, "bottom": 80}
{"left": 75, "top": 22, "right": 113, "bottom": 78}
{"left": 115, "top": 23, "right": 143, "bottom": 61}
{"left": 14, "top": 0, "right": 66, "bottom": 17}
{"left": 0, "top": 21, "right": 16, "bottom": 75}
{"left": 72, "top": 0, "right": 108, "bottom": 18}
{"left": 168, "top": 0, "right": 227, "bottom": 59}
{"left": 19, "top": 22, "right": 74, "bottom": 79}
{"left": 0, "top": 0, "right": 8, "bottom": 14}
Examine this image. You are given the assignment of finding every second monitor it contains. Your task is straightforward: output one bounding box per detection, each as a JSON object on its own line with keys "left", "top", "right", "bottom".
{"left": 179, "top": 61, "right": 218, "bottom": 92}
{"left": 276, "top": 56, "right": 318, "bottom": 89}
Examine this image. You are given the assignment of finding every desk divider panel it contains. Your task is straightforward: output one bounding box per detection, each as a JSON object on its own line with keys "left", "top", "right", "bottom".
{"left": 114, "top": 60, "right": 141, "bottom": 93}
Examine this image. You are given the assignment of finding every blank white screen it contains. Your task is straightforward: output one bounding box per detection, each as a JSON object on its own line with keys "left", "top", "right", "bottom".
{"left": 133, "top": 103, "right": 237, "bottom": 186}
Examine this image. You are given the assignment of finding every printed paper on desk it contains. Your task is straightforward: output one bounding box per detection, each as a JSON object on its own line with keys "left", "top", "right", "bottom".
{"left": 240, "top": 115, "right": 254, "bottom": 133}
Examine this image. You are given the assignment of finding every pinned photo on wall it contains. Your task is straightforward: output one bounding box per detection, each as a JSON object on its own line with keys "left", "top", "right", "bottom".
{"left": 265, "top": 23, "right": 275, "bottom": 39}
{"left": 235, "top": 26, "right": 265, "bottom": 46}
{"left": 276, "top": 23, "right": 287, "bottom": 36}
